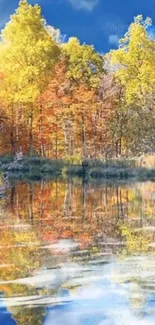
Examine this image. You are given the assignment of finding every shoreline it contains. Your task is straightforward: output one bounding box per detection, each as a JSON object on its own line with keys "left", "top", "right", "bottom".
{"left": 0, "top": 156, "right": 155, "bottom": 182}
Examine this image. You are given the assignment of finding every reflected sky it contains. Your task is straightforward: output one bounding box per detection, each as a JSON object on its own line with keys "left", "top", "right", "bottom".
{"left": 0, "top": 179, "right": 155, "bottom": 324}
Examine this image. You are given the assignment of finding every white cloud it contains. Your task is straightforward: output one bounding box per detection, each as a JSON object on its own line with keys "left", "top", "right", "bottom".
{"left": 97, "top": 14, "right": 127, "bottom": 39}
{"left": 108, "top": 34, "right": 119, "bottom": 46}
{"left": 68, "top": 0, "right": 99, "bottom": 11}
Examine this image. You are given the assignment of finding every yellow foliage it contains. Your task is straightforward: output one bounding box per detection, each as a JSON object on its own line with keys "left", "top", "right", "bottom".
{"left": 0, "top": 0, "right": 60, "bottom": 104}
{"left": 111, "top": 15, "right": 155, "bottom": 104}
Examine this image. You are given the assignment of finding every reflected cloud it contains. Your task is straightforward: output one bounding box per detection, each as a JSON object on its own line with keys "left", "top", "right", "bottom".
{"left": 0, "top": 180, "right": 155, "bottom": 323}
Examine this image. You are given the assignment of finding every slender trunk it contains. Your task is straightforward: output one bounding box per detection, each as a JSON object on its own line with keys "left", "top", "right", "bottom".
{"left": 71, "top": 137, "right": 74, "bottom": 157}
{"left": 39, "top": 104, "right": 46, "bottom": 157}
{"left": 94, "top": 113, "right": 97, "bottom": 159}
{"left": 81, "top": 113, "right": 86, "bottom": 160}
{"left": 10, "top": 106, "right": 15, "bottom": 156}
{"left": 119, "top": 138, "right": 122, "bottom": 156}
{"left": 116, "top": 138, "right": 122, "bottom": 157}
{"left": 116, "top": 140, "right": 119, "bottom": 158}
{"left": 63, "top": 119, "right": 73, "bottom": 158}
{"left": 63, "top": 123, "right": 68, "bottom": 157}
{"left": 55, "top": 119, "right": 58, "bottom": 160}
{"left": 39, "top": 104, "right": 43, "bottom": 156}
{"left": 15, "top": 104, "right": 19, "bottom": 154}
{"left": 63, "top": 120, "right": 69, "bottom": 157}
{"left": 56, "top": 133, "right": 58, "bottom": 159}
{"left": 29, "top": 104, "right": 34, "bottom": 156}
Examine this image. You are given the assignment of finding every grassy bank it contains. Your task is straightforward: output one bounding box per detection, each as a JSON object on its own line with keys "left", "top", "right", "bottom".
{"left": 0, "top": 155, "right": 155, "bottom": 181}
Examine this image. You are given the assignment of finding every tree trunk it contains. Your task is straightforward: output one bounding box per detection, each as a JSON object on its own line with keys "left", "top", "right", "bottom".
{"left": 81, "top": 113, "right": 86, "bottom": 160}
{"left": 29, "top": 104, "right": 34, "bottom": 156}
{"left": 10, "top": 106, "right": 16, "bottom": 156}
{"left": 115, "top": 140, "right": 119, "bottom": 158}
{"left": 63, "top": 119, "right": 73, "bottom": 158}
{"left": 39, "top": 104, "right": 46, "bottom": 157}
{"left": 15, "top": 104, "right": 19, "bottom": 154}
{"left": 55, "top": 119, "right": 58, "bottom": 160}
{"left": 119, "top": 137, "right": 122, "bottom": 156}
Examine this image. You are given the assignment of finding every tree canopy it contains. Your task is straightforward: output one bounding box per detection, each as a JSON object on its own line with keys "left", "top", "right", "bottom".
{"left": 0, "top": 2, "right": 154, "bottom": 159}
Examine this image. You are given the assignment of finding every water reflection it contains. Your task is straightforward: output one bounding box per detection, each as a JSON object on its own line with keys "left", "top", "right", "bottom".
{"left": 0, "top": 179, "right": 155, "bottom": 324}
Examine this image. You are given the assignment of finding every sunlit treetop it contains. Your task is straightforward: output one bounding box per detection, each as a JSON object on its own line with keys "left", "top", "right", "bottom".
{"left": 110, "top": 15, "right": 155, "bottom": 104}
{"left": 62, "top": 37, "right": 104, "bottom": 88}
{"left": 119, "top": 15, "right": 152, "bottom": 48}
{"left": 0, "top": 0, "right": 61, "bottom": 103}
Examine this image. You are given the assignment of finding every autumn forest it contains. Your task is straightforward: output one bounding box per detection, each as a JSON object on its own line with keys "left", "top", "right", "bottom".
{"left": 0, "top": 0, "right": 155, "bottom": 162}
{"left": 1, "top": 1, "right": 155, "bottom": 322}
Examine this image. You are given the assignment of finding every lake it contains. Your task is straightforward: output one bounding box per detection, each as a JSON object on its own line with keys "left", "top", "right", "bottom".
{"left": 0, "top": 178, "right": 155, "bottom": 324}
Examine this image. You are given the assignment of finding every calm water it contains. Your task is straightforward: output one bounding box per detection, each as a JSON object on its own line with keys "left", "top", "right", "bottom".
{"left": 1, "top": 179, "right": 155, "bottom": 324}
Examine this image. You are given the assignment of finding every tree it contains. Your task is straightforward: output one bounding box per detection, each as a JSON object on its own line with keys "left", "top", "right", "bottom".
{"left": 61, "top": 38, "right": 105, "bottom": 160}
{"left": 111, "top": 15, "right": 155, "bottom": 104}
{"left": 0, "top": 0, "right": 60, "bottom": 154}
{"left": 70, "top": 84, "right": 98, "bottom": 160}
{"left": 40, "top": 58, "right": 73, "bottom": 158}
{"left": 110, "top": 15, "right": 155, "bottom": 155}
{"left": 62, "top": 37, "right": 104, "bottom": 88}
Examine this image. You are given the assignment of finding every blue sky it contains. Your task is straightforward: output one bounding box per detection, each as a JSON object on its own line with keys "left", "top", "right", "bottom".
{"left": 1, "top": 0, "right": 155, "bottom": 53}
